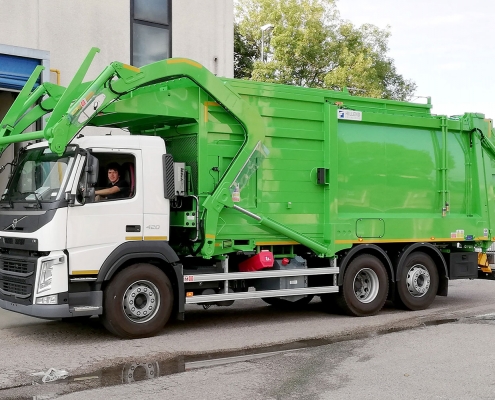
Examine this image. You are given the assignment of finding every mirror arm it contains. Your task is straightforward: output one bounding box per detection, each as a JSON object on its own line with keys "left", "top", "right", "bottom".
{"left": 84, "top": 187, "right": 95, "bottom": 203}
{"left": 65, "top": 191, "right": 76, "bottom": 206}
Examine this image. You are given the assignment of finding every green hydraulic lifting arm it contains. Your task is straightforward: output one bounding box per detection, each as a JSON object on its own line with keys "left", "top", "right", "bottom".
{"left": 0, "top": 66, "right": 59, "bottom": 153}
{"left": 2, "top": 48, "right": 331, "bottom": 258}
{"left": 0, "top": 51, "right": 97, "bottom": 154}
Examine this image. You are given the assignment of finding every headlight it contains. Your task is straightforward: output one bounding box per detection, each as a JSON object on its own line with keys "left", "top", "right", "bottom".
{"left": 38, "top": 256, "right": 64, "bottom": 294}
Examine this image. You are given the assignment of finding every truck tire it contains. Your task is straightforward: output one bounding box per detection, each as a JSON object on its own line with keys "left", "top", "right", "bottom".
{"left": 337, "top": 254, "right": 388, "bottom": 317}
{"left": 395, "top": 252, "right": 438, "bottom": 311}
{"left": 101, "top": 263, "right": 173, "bottom": 339}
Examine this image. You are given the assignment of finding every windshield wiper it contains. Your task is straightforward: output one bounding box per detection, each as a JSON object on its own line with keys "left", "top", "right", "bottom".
{"left": 22, "top": 191, "right": 42, "bottom": 209}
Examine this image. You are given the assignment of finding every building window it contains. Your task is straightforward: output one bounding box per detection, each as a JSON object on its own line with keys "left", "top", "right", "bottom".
{"left": 131, "top": 0, "right": 171, "bottom": 67}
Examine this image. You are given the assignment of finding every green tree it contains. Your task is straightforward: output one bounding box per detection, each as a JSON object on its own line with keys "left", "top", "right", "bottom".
{"left": 234, "top": 23, "right": 258, "bottom": 79}
{"left": 234, "top": 0, "right": 416, "bottom": 101}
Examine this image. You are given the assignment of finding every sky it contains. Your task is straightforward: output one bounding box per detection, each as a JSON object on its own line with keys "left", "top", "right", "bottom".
{"left": 337, "top": 0, "right": 495, "bottom": 118}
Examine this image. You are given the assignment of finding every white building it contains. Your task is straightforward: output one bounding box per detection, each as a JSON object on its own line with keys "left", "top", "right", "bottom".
{"left": 0, "top": 0, "right": 233, "bottom": 188}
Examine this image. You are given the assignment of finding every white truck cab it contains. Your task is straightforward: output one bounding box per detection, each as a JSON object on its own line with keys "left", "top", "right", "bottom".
{"left": 0, "top": 135, "right": 182, "bottom": 331}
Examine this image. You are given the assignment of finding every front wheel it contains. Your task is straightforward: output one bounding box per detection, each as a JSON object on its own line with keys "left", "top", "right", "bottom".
{"left": 395, "top": 252, "right": 438, "bottom": 311}
{"left": 101, "top": 263, "right": 173, "bottom": 339}
{"left": 337, "top": 254, "right": 389, "bottom": 317}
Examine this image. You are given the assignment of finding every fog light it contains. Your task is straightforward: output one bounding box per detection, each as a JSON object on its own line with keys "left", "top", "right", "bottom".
{"left": 35, "top": 295, "right": 58, "bottom": 305}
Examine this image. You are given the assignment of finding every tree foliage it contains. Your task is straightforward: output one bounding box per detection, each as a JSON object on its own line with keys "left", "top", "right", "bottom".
{"left": 234, "top": 0, "right": 416, "bottom": 101}
{"left": 234, "top": 22, "right": 258, "bottom": 79}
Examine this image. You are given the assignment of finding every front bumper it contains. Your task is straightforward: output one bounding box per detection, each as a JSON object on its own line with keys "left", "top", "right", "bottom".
{"left": 0, "top": 291, "right": 103, "bottom": 319}
{"left": 0, "top": 298, "right": 73, "bottom": 319}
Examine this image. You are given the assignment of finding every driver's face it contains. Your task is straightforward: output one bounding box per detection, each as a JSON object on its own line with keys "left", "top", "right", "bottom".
{"left": 108, "top": 169, "right": 119, "bottom": 184}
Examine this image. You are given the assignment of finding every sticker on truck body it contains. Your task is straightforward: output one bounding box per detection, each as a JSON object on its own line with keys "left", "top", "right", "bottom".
{"left": 338, "top": 109, "right": 362, "bottom": 121}
{"left": 451, "top": 230, "right": 465, "bottom": 239}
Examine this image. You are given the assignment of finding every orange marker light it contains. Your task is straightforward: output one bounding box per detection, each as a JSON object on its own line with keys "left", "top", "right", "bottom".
{"left": 358, "top": 238, "right": 363, "bottom": 242}
{"left": 186, "top": 292, "right": 194, "bottom": 297}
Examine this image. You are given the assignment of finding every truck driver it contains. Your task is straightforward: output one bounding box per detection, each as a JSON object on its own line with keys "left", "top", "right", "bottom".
{"left": 95, "top": 162, "right": 129, "bottom": 200}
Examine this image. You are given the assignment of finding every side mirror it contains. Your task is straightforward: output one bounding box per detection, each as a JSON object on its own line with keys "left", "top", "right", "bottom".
{"left": 86, "top": 154, "right": 99, "bottom": 186}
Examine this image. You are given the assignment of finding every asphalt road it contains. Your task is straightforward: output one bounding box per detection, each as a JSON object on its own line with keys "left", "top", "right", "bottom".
{"left": 55, "top": 316, "right": 495, "bottom": 400}
{"left": 1, "top": 279, "right": 495, "bottom": 399}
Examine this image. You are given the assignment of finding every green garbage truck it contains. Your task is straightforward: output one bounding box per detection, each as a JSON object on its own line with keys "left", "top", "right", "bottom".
{"left": 0, "top": 48, "right": 493, "bottom": 338}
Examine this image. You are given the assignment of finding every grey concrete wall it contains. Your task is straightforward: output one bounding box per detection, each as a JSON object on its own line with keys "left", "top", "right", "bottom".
{"left": 172, "top": 0, "right": 234, "bottom": 77}
{"left": 0, "top": 0, "right": 130, "bottom": 85}
{"left": 0, "top": 0, "right": 233, "bottom": 81}
{"left": 0, "top": 0, "right": 233, "bottom": 191}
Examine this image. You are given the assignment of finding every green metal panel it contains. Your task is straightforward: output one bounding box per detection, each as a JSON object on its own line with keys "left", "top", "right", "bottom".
{"left": 2, "top": 50, "right": 495, "bottom": 258}
{"left": 356, "top": 219, "right": 385, "bottom": 238}
{"left": 197, "top": 80, "right": 494, "bottom": 255}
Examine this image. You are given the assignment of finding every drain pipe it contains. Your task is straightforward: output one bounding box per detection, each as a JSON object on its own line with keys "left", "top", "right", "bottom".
{"left": 50, "top": 69, "right": 61, "bottom": 85}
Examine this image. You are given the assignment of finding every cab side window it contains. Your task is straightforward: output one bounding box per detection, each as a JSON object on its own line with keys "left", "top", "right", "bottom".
{"left": 94, "top": 154, "right": 136, "bottom": 201}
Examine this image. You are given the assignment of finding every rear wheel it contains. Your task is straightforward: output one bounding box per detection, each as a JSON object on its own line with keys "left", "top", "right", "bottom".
{"left": 336, "top": 254, "right": 389, "bottom": 317}
{"left": 395, "top": 252, "right": 438, "bottom": 311}
{"left": 101, "top": 263, "right": 173, "bottom": 339}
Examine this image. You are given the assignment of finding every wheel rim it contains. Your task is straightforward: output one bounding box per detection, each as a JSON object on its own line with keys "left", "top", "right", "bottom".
{"left": 353, "top": 268, "right": 379, "bottom": 303}
{"left": 123, "top": 280, "right": 161, "bottom": 323}
{"left": 122, "top": 362, "right": 159, "bottom": 383}
{"left": 406, "top": 264, "right": 430, "bottom": 298}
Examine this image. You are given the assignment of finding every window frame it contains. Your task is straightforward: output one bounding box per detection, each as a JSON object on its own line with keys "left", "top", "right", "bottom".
{"left": 130, "top": 0, "right": 172, "bottom": 66}
{"left": 93, "top": 152, "right": 137, "bottom": 202}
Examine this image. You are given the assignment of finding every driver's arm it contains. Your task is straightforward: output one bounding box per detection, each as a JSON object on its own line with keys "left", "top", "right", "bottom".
{"left": 95, "top": 186, "right": 120, "bottom": 196}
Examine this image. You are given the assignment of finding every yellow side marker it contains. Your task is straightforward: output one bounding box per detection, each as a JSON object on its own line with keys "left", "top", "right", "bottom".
{"left": 122, "top": 64, "right": 141, "bottom": 73}
{"left": 167, "top": 59, "right": 203, "bottom": 68}
{"left": 335, "top": 237, "right": 465, "bottom": 244}
{"left": 143, "top": 236, "right": 168, "bottom": 241}
{"left": 126, "top": 236, "right": 142, "bottom": 241}
{"left": 71, "top": 270, "right": 99, "bottom": 275}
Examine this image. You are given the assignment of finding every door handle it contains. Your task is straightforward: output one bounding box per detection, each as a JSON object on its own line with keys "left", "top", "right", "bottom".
{"left": 126, "top": 225, "right": 141, "bottom": 232}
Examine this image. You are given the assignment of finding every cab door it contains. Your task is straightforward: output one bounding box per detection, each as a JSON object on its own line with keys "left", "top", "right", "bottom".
{"left": 66, "top": 149, "right": 143, "bottom": 275}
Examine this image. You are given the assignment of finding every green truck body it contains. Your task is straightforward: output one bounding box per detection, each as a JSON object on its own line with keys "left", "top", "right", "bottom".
{"left": 0, "top": 48, "right": 493, "bottom": 338}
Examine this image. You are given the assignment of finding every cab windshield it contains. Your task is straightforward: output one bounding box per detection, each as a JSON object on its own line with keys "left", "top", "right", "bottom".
{"left": 2, "top": 146, "right": 76, "bottom": 204}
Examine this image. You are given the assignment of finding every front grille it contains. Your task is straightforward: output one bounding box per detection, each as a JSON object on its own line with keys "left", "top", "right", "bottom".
{"left": 0, "top": 280, "right": 31, "bottom": 298}
{"left": 4, "top": 238, "right": 25, "bottom": 246}
{"left": 1, "top": 258, "right": 30, "bottom": 275}
{"left": 0, "top": 254, "right": 38, "bottom": 304}
{"left": 0, "top": 236, "right": 38, "bottom": 251}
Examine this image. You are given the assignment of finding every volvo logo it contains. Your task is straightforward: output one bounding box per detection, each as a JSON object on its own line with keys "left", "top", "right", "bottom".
{"left": 5, "top": 216, "right": 27, "bottom": 230}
